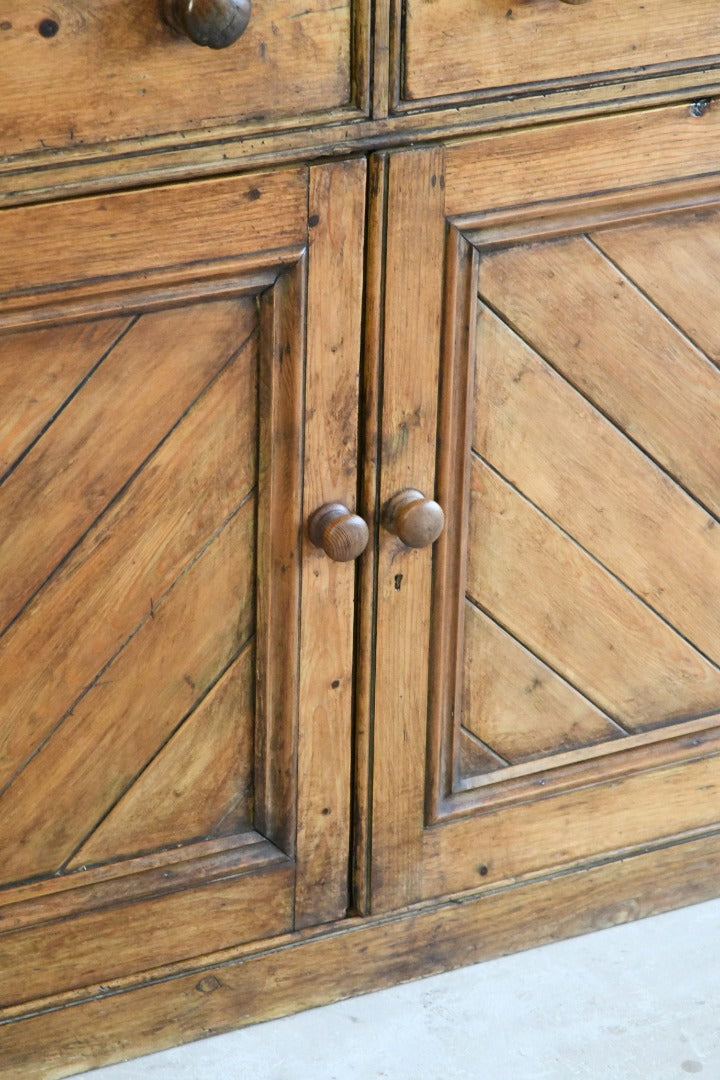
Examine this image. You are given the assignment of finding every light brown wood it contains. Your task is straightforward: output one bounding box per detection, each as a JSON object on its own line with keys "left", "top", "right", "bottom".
{"left": 71, "top": 646, "right": 256, "bottom": 864}
{"left": 592, "top": 209, "right": 720, "bottom": 363}
{"left": 371, "top": 146, "right": 446, "bottom": 911}
{"left": 0, "top": 318, "right": 130, "bottom": 475}
{"left": 461, "top": 602, "right": 624, "bottom": 767}
{"left": 0, "top": 169, "right": 308, "bottom": 323}
{"left": 0, "top": 0, "right": 359, "bottom": 159}
{"left": 9, "top": 6, "right": 720, "bottom": 1072}
{"left": 371, "top": 109, "right": 720, "bottom": 921}
{"left": 0, "top": 300, "right": 256, "bottom": 634}
{"left": 401, "top": 0, "right": 720, "bottom": 104}
{"left": 295, "top": 158, "right": 366, "bottom": 926}
{"left": 2, "top": 831, "right": 720, "bottom": 1078}
{"left": 0, "top": 334, "right": 257, "bottom": 794}
{"left": 474, "top": 302, "right": 720, "bottom": 667}
{"left": 478, "top": 235, "right": 720, "bottom": 519}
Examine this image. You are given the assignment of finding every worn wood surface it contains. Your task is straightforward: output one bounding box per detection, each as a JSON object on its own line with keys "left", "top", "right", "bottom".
{"left": 294, "top": 159, "right": 366, "bottom": 927}
{"left": 370, "top": 146, "right": 445, "bottom": 912}
{"left": 2, "top": 831, "right": 720, "bottom": 1078}
{"left": 0, "top": 0, "right": 357, "bottom": 159}
{"left": 402, "top": 0, "right": 720, "bottom": 103}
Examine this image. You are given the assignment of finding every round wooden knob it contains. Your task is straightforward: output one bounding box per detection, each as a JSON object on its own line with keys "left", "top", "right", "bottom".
{"left": 308, "top": 503, "right": 369, "bottom": 562}
{"left": 382, "top": 488, "right": 444, "bottom": 549}
{"left": 161, "top": 0, "right": 251, "bottom": 48}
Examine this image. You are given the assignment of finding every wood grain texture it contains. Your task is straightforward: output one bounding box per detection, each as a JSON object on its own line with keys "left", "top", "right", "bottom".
{"left": 0, "top": 856, "right": 293, "bottom": 1010}
{"left": 474, "top": 303, "right": 720, "bottom": 666}
{"left": 2, "top": 831, "right": 720, "bottom": 1078}
{"left": 0, "top": 299, "right": 256, "bottom": 634}
{"left": 402, "top": 0, "right": 720, "bottom": 102}
{"left": 0, "top": 169, "right": 307, "bottom": 308}
{"left": 0, "top": 318, "right": 129, "bottom": 474}
{"left": 444, "top": 105, "right": 720, "bottom": 218}
{"left": 295, "top": 159, "right": 366, "bottom": 927}
{"left": 461, "top": 603, "right": 623, "bottom": 767}
{"left": 479, "top": 236, "right": 720, "bottom": 519}
{"left": 69, "top": 646, "right": 256, "bottom": 866}
{"left": 0, "top": 471, "right": 256, "bottom": 887}
{"left": 424, "top": 746, "right": 720, "bottom": 899}
{"left": 592, "top": 209, "right": 720, "bottom": 363}
{"left": 371, "top": 147, "right": 445, "bottom": 912}
{"left": 0, "top": 330, "right": 258, "bottom": 794}
{"left": 0, "top": 0, "right": 355, "bottom": 159}
{"left": 467, "top": 457, "right": 720, "bottom": 729}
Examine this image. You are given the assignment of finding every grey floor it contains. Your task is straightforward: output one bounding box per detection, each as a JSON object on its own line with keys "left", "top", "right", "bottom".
{"left": 83, "top": 898, "right": 720, "bottom": 1079}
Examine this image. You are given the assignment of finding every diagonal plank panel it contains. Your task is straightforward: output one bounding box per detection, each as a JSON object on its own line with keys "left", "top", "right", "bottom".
{"left": 0, "top": 298, "right": 256, "bottom": 635}
{"left": 468, "top": 457, "right": 720, "bottom": 730}
{"left": 591, "top": 210, "right": 720, "bottom": 363}
{"left": 478, "top": 236, "right": 720, "bottom": 517}
{"left": 69, "top": 643, "right": 256, "bottom": 868}
{"left": 457, "top": 727, "right": 507, "bottom": 779}
{"left": 0, "top": 498, "right": 256, "bottom": 886}
{"left": 462, "top": 601, "right": 624, "bottom": 764}
{"left": 0, "top": 317, "right": 130, "bottom": 476}
{"left": 475, "top": 305, "right": 720, "bottom": 666}
{"left": 0, "top": 332, "right": 258, "bottom": 793}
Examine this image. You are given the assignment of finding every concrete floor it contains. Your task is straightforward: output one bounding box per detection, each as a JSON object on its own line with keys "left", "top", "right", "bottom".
{"left": 83, "top": 897, "right": 720, "bottom": 1079}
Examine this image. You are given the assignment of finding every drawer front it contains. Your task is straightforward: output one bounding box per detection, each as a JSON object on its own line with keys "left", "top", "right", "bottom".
{"left": 401, "top": 0, "right": 720, "bottom": 107}
{"left": 1, "top": 0, "right": 361, "bottom": 160}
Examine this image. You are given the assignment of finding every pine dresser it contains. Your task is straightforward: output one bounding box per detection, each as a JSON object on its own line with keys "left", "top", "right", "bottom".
{"left": 2, "top": 1, "right": 720, "bottom": 1074}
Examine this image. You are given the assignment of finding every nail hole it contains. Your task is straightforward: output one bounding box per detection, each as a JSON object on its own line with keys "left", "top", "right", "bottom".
{"left": 38, "top": 17, "right": 59, "bottom": 37}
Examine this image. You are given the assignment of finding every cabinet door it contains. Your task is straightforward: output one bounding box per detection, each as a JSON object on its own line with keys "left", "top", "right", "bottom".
{"left": 369, "top": 104, "right": 720, "bottom": 912}
{"left": 0, "top": 159, "right": 365, "bottom": 1008}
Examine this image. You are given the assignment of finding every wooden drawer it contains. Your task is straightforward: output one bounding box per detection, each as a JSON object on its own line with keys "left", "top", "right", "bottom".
{"left": 0, "top": 0, "right": 365, "bottom": 162}
{"left": 400, "top": 0, "right": 720, "bottom": 109}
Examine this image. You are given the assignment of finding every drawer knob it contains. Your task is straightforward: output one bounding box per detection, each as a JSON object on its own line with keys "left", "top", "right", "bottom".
{"left": 308, "top": 503, "right": 369, "bottom": 562}
{"left": 161, "top": 0, "right": 252, "bottom": 49}
{"left": 382, "top": 488, "right": 445, "bottom": 549}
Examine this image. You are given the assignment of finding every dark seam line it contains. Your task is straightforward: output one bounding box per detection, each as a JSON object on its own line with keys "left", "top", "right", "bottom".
{"left": 0, "top": 487, "right": 257, "bottom": 807}
{"left": 0, "top": 314, "right": 139, "bottom": 492}
{"left": 471, "top": 448, "right": 720, "bottom": 680}
{"left": 61, "top": 634, "right": 256, "bottom": 875}
{"left": 464, "top": 590, "right": 630, "bottom": 735}
{"left": 458, "top": 724, "right": 511, "bottom": 768}
{"left": 477, "top": 295, "right": 720, "bottom": 529}
{"left": 0, "top": 321, "right": 259, "bottom": 646}
{"left": 586, "top": 232, "right": 720, "bottom": 374}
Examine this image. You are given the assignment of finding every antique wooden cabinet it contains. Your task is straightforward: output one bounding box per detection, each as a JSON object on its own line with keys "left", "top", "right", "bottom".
{"left": 3, "top": 1, "right": 720, "bottom": 1076}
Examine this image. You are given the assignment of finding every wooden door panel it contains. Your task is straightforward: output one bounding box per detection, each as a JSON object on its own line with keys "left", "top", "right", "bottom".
{"left": 371, "top": 106, "right": 720, "bottom": 912}
{"left": 0, "top": 160, "right": 365, "bottom": 1009}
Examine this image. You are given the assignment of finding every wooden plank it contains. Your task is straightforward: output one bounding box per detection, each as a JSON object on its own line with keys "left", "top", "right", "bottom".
{"left": 69, "top": 646, "right": 256, "bottom": 867}
{"left": 295, "top": 159, "right": 366, "bottom": 928}
{"left": 457, "top": 728, "right": 506, "bottom": 779}
{"left": 2, "top": 831, "right": 720, "bottom": 1078}
{"left": 467, "top": 457, "right": 720, "bottom": 730}
{"left": 444, "top": 105, "right": 720, "bottom": 218}
{"left": 403, "top": 0, "right": 720, "bottom": 102}
{"left": 0, "top": 335, "right": 258, "bottom": 793}
{"left": 0, "top": 0, "right": 351, "bottom": 159}
{"left": 591, "top": 210, "right": 720, "bottom": 363}
{"left": 0, "top": 317, "right": 129, "bottom": 474}
{"left": 423, "top": 749, "right": 720, "bottom": 899}
{"left": 0, "top": 169, "right": 308, "bottom": 304}
{"left": 0, "top": 857, "right": 293, "bottom": 1011}
{"left": 0, "top": 498, "right": 256, "bottom": 885}
{"left": 478, "top": 236, "right": 720, "bottom": 518}
{"left": 0, "top": 299, "right": 256, "bottom": 633}
{"left": 462, "top": 603, "right": 623, "bottom": 766}
{"left": 371, "top": 147, "right": 446, "bottom": 912}
{"left": 475, "top": 304, "right": 720, "bottom": 665}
